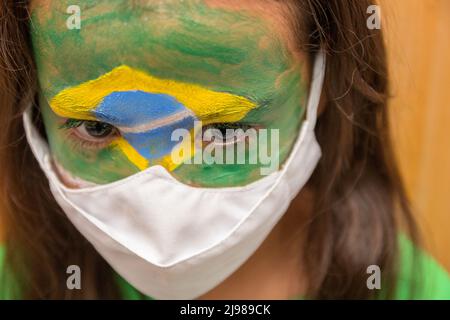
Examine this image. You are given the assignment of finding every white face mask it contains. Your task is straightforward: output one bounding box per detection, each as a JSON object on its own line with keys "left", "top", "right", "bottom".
{"left": 24, "top": 53, "right": 325, "bottom": 300}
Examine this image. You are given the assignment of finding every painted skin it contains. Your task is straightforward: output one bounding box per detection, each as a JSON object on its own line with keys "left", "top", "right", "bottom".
{"left": 32, "top": 0, "right": 308, "bottom": 187}
{"left": 50, "top": 65, "right": 257, "bottom": 171}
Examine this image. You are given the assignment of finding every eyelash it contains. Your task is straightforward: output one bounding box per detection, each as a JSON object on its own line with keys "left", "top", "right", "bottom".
{"left": 60, "top": 119, "right": 119, "bottom": 150}
{"left": 66, "top": 131, "right": 115, "bottom": 150}
{"left": 200, "top": 123, "right": 260, "bottom": 147}
{"left": 60, "top": 119, "right": 260, "bottom": 150}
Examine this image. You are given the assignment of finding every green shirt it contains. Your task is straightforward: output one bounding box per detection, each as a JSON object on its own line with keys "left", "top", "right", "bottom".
{"left": 1, "top": 235, "right": 449, "bottom": 299}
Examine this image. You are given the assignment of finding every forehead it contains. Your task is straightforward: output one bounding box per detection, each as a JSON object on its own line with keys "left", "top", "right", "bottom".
{"left": 31, "top": 0, "right": 294, "bottom": 103}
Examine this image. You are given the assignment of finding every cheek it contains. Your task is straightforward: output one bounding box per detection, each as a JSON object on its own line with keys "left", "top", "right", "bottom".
{"left": 170, "top": 127, "right": 281, "bottom": 187}
{"left": 172, "top": 162, "right": 264, "bottom": 188}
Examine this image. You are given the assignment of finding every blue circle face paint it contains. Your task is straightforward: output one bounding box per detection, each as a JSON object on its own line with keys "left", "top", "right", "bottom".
{"left": 93, "top": 90, "right": 197, "bottom": 160}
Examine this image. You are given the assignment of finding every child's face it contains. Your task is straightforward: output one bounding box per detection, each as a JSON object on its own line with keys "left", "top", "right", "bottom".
{"left": 31, "top": 0, "right": 308, "bottom": 187}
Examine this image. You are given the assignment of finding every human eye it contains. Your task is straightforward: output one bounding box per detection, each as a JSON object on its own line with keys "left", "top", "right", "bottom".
{"left": 200, "top": 123, "right": 261, "bottom": 147}
{"left": 59, "top": 118, "right": 120, "bottom": 149}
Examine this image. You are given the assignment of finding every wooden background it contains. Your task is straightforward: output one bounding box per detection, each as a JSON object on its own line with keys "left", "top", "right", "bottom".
{"left": 380, "top": 0, "right": 450, "bottom": 271}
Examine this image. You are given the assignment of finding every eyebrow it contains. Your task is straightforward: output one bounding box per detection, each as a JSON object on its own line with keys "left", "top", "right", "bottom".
{"left": 50, "top": 65, "right": 257, "bottom": 125}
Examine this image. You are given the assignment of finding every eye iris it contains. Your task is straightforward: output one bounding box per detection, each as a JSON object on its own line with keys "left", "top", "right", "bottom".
{"left": 84, "top": 121, "right": 113, "bottom": 138}
{"left": 203, "top": 123, "right": 251, "bottom": 141}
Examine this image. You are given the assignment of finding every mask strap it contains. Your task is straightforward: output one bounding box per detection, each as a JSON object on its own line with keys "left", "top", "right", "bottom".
{"left": 23, "top": 107, "right": 51, "bottom": 173}
{"left": 306, "top": 52, "right": 326, "bottom": 130}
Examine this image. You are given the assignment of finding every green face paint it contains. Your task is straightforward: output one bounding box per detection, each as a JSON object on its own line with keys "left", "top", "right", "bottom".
{"left": 31, "top": 0, "right": 307, "bottom": 187}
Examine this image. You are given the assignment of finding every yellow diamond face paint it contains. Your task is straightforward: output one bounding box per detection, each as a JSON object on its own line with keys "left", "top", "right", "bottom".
{"left": 33, "top": 0, "right": 308, "bottom": 187}
{"left": 51, "top": 65, "right": 257, "bottom": 124}
{"left": 50, "top": 65, "right": 257, "bottom": 171}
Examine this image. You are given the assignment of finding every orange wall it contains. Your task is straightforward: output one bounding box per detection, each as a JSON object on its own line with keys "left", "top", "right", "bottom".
{"left": 380, "top": 0, "right": 450, "bottom": 271}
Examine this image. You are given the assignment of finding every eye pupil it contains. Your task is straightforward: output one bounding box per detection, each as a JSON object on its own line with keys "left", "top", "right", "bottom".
{"left": 84, "top": 121, "right": 113, "bottom": 138}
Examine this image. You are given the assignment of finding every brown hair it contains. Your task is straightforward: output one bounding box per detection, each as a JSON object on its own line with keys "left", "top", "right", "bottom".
{"left": 0, "top": 0, "right": 418, "bottom": 299}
